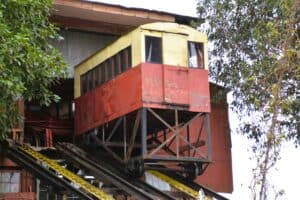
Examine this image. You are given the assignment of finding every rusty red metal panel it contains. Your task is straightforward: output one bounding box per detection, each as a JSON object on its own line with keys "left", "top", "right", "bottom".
{"left": 74, "top": 91, "right": 93, "bottom": 134}
{"left": 163, "top": 66, "right": 189, "bottom": 105}
{"left": 75, "top": 63, "right": 210, "bottom": 134}
{"left": 196, "top": 103, "right": 233, "bottom": 193}
{"left": 188, "top": 68, "right": 210, "bottom": 112}
{"left": 75, "top": 66, "right": 143, "bottom": 135}
{"left": 94, "top": 66, "right": 143, "bottom": 126}
{"left": 141, "top": 63, "right": 164, "bottom": 103}
{"left": 141, "top": 63, "right": 210, "bottom": 112}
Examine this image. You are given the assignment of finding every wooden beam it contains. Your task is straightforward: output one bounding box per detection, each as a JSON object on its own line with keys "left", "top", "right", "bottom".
{"left": 53, "top": 0, "right": 175, "bottom": 24}
{"left": 51, "top": 15, "right": 134, "bottom": 35}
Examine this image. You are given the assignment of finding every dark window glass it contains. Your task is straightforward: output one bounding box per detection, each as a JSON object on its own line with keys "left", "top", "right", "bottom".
{"left": 105, "top": 61, "right": 109, "bottom": 81}
{"left": 107, "top": 59, "right": 113, "bottom": 80}
{"left": 111, "top": 58, "right": 115, "bottom": 78}
{"left": 87, "top": 70, "right": 93, "bottom": 91}
{"left": 120, "top": 46, "right": 132, "bottom": 72}
{"left": 101, "top": 63, "right": 106, "bottom": 83}
{"left": 188, "top": 42, "right": 204, "bottom": 68}
{"left": 120, "top": 49, "right": 127, "bottom": 72}
{"left": 94, "top": 66, "right": 100, "bottom": 86}
{"left": 85, "top": 46, "right": 133, "bottom": 88}
{"left": 145, "top": 36, "right": 162, "bottom": 63}
{"left": 127, "top": 46, "right": 132, "bottom": 68}
{"left": 80, "top": 74, "right": 87, "bottom": 95}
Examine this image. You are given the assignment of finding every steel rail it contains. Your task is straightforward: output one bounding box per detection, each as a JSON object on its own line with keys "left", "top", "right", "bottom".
{"left": 157, "top": 170, "right": 230, "bottom": 200}
{"left": 20, "top": 144, "right": 114, "bottom": 200}
{"left": 56, "top": 142, "right": 156, "bottom": 200}
{"left": 57, "top": 142, "right": 177, "bottom": 200}
{"left": 5, "top": 142, "right": 95, "bottom": 200}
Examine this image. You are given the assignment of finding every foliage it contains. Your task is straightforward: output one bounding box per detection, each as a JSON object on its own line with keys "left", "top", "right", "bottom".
{"left": 196, "top": 0, "right": 299, "bottom": 199}
{"left": 0, "top": 0, "right": 67, "bottom": 139}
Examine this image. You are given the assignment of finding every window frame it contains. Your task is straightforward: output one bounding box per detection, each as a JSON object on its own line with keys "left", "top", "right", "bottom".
{"left": 79, "top": 45, "right": 132, "bottom": 96}
{"left": 145, "top": 36, "right": 162, "bottom": 64}
{"left": 187, "top": 41, "right": 204, "bottom": 69}
{"left": 80, "top": 74, "right": 87, "bottom": 95}
{"left": 0, "top": 170, "right": 21, "bottom": 193}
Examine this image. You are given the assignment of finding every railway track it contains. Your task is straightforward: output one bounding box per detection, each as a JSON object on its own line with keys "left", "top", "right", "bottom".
{"left": 57, "top": 142, "right": 228, "bottom": 200}
{"left": 56, "top": 142, "right": 177, "bottom": 200}
{"left": 5, "top": 140, "right": 229, "bottom": 200}
{"left": 5, "top": 140, "right": 112, "bottom": 200}
{"left": 150, "top": 170, "right": 230, "bottom": 200}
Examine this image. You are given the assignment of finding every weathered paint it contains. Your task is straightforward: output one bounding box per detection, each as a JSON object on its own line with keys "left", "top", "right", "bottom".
{"left": 193, "top": 84, "right": 233, "bottom": 193}
{"left": 74, "top": 63, "right": 210, "bottom": 135}
{"left": 141, "top": 64, "right": 210, "bottom": 112}
{"left": 74, "top": 22, "right": 208, "bottom": 98}
{"left": 75, "top": 66, "right": 143, "bottom": 135}
{"left": 196, "top": 102, "right": 233, "bottom": 193}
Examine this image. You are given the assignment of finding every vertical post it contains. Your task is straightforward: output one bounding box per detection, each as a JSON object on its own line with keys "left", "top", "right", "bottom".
{"left": 141, "top": 108, "right": 147, "bottom": 156}
{"left": 163, "top": 130, "right": 166, "bottom": 142}
{"left": 187, "top": 125, "right": 190, "bottom": 157}
{"left": 36, "top": 179, "right": 40, "bottom": 200}
{"left": 204, "top": 113, "right": 212, "bottom": 160}
{"left": 102, "top": 126, "right": 105, "bottom": 142}
{"left": 48, "top": 185, "right": 54, "bottom": 200}
{"left": 175, "top": 109, "right": 179, "bottom": 158}
{"left": 123, "top": 116, "right": 127, "bottom": 160}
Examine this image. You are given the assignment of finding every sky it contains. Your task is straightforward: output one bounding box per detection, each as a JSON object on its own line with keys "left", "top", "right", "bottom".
{"left": 87, "top": 0, "right": 198, "bottom": 17}
{"left": 90, "top": 1, "right": 300, "bottom": 199}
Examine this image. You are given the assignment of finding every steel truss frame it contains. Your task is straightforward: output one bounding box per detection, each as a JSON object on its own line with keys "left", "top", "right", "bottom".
{"left": 90, "top": 107, "right": 211, "bottom": 176}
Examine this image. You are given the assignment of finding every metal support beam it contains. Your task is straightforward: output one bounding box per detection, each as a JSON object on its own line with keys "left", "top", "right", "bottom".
{"left": 126, "top": 110, "right": 141, "bottom": 161}
{"left": 92, "top": 134, "right": 125, "bottom": 164}
{"left": 106, "top": 118, "right": 122, "bottom": 142}
{"left": 204, "top": 113, "right": 212, "bottom": 161}
{"left": 175, "top": 109, "right": 179, "bottom": 158}
{"left": 123, "top": 116, "right": 127, "bottom": 160}
{"left": 141, "top": 108, "right": 147, "bottom": 156}
{"left": 147, "top": 109, "right": 206, "bottom": 159}
{"left": 187, "top": 125, "right": 190, "bottom": 157}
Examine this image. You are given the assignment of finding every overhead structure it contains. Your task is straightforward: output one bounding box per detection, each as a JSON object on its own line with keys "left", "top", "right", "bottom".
{"left": 52, "top": 0, "right": 196, "bottom": 34}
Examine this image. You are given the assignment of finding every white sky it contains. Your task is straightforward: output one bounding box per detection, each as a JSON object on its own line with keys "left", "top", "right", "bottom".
{"left": 227, "top": 94, "right": 300, "bottom": 200}
{"left": 89, "top": 1, "right": 300, "bottom": 199}
{"left": 88, "top": 0, "right": 198, "bottom": 17}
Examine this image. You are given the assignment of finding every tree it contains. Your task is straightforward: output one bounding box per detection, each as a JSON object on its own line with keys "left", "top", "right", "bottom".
{"left": 196, "top": 0, "right": 299, "bottom": 199}
{"left": 0, "top": 0, "right": 67, "bottom": 139}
